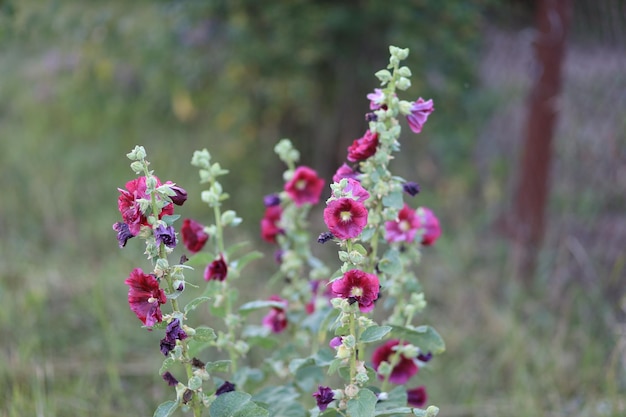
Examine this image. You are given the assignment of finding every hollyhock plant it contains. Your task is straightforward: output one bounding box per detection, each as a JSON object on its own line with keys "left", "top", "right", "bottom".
{"left": 407, "top": 386, "right": 428, "bottom": 408}
{"left": 260, "top": 205, "right": 283, "bottom": 243}
{"left": 385, "top": 203, "right": 420, "bottom": 243}
{"left": 204, "top": 254, "right": 228, "bottom": 281}
{"left": 347, "top": 130, "right": 379, "bottom": 162}
{"left": 332, "top": 163, "right": 359, "bottom": 183}
{"left": 372, "top": 340, "right": 419, "bottom": 384}
{"left": 284, "top": 166, "right": 325, "bottom": 206}
{"left": 262, "top": 295, "right": 288, "bottom": 333}
{"left": 406, "top": 98, "right": 434, "bottom": 134}
{"left": 331, "top": 269, "right": 380, "bottom": 313}
{"left": 323, "top": 198, "right": 368, "bottom": 240}
{"left": 181, "top": 218, "right": 209, "bottom": 253}
{"left": 417, "top": 207, "right": 442, "bottom": 246}
{"left": 117, "top": 176, "right": 174, "bottom": 236}
{"left": 367, "top": 88, "right": 385, "bottom": 110}
{"left": 124, "top": 268, "right": 167, "bottom": 327}
{"left": 313, "top": 385, "right": 335, "bottom": 411}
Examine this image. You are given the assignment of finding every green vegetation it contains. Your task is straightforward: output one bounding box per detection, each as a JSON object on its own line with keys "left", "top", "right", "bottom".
{"left": 1, "top": 1, "right": 624, "bottom": 416}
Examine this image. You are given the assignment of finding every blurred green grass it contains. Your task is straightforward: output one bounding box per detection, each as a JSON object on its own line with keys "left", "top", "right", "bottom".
{"left": 1, "top": 1, "right": 625, "bottom": 416}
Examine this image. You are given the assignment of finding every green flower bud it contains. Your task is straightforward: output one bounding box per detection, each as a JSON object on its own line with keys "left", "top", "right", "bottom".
{"left": 344, "top": 384, "right": 359, "bottom": 398}
{"left": 397, "top": 77, "right": 411, "bottom": 91}
{"left": 398, "top": 66, "right": 412, "bottom": 77}
{"left": 355, "top": 371, "right": 369, "bottom": 385}
{"left": 191, "top": 149, "right": 211, "bottom": 169}
{"left": 377, "top": 361, "right": 392, "bottom": 377}
{"left": 426, "top": 406, "right": 440, "bottom": 417}
{"left": 188, "top": 375, "right": 202, "bottom": 390}
{"left": 375, "top": 69, "right": 392, "bottom": 84}
{"left": 130, "top": 161, "right": 144, "bottom": 174}
{"left": 336, "top": 344, "right": 351, "bottom": 360}
{"left": 398, "top": 100, "right": 412, "bottom": 115}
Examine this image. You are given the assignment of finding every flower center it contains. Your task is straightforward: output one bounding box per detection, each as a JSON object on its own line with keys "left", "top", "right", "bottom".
{"left": 147, "top": 297, "right": 157, "bottom": 304}
{"left": 340, "top": 211, "right": 352, "bottom": 222}
{"left": 399, "top": 220, "right": 411, "bottom": 232}
{"left": 350, "top": 286, "right": 363, "bottom": 297}
{"left": 296, "top": 179, "right": 307, "bottom": 190}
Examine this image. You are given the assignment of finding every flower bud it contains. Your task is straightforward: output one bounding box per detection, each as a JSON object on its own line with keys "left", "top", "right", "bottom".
{"left": 344, "top": 384, "right": 359, "bottom": 398}
{"left": 398, "top": 100, "right": 413, "bottom": 116}
{"left": 191, "top": 149, "right": 211, "bottom": 169}
{"left": 426, "top": 406, "right": 440, "bottom": 417}
{"left": 396, "top": 77, "right": 411, "bottom": 91}
{"left": 375, "top": 70, "right": 392, "bottom": 84}
{"left": 130, "top": 161, "right": 144, "bottom": 174}
{"left": 398, "top": 66, "right": 412, "bottom": 77}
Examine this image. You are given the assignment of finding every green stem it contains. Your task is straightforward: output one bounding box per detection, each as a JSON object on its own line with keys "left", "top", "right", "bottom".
{"left": 349, "top": 312, "right": 357, "bottom": 384}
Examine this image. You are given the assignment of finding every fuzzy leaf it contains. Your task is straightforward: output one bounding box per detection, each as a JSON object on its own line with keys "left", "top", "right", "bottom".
{"left": 208, "top": 391, "right": 269, "bottom": 417}
{"left": 360, "top": 325, "right": 392, "bottom": 343}
{"left": 375, "top": 408, "right": 413, "bottom": 416}
{"left": 186, "top": 252, "right": 215, "bottom": 267}
{"left": 159, "top": 357, "right": 176, "bottom": 375}
{"left": 347, "top": 388, "right": 377, "bottom": 417}
{"left": 239, "top": 300, "right": 286, "bottom": 314}
{"left": 231, "top": 251, "right": 264, "bottom": 272}
{"left": 206, "top": 360, "right": 231, "bottom": 374}
{"left": 160, "top": 214, "right": 181, "bottom": 226}
{"left": 389, "top": 325, "right": 445, "bottom": 354}
{"left": 378, "top": 249, "right": 401, "bottom": 276}
{"left": 193, "top": 326, "right": 217, "bottom": 342}
{"left": 382, "top": 190, "right": 404, "bottom": 209}
{"left": 184, "top": 296, "right": 210, "bottom": 314}
{"left": 153, "top": 400, "right": 178, "bottom": 417}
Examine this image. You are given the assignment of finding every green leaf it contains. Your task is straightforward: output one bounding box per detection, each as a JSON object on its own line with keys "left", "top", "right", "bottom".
{"left": 153, "top": 400, "right": 178, "bottom": 417}
{"left": 206, "top": 360, "right": 231, "bottom": 374}
{"left": 160, "top": 214, "right": 181, "bottom": 226}
{"left": 360, "top": 325, "right": 392, "bottom": 343}
{"left": 186, "top": 252, "right": 215, "bottom": 267}
{"left": 184, "top": 296, "right": 210, "bottom": 314}
{"left": 231, "top": 251, "right": 264, "bottom": 272}
{"left": 238, "top": 300, "right": 286, "bottom": 314}
{"left": 193, "top": 326, "right": 217, "bottom": 342}
{"left": 377, "top": 249, "right": 401, "bottom": 276}
{"left": 375, "top": 408, "right": 413, "bottom": 416}
{"left": 382, "top": 190, "right": 404, "bottom": 209}
{"left": 347, "top": 388, "right": 377, "bottom": 417}
{"left": 209, "top": 391, "right": 269, "bottom": 417}
{"left": 389, "top": 325, "right": 445, "bottom": 354}
{"left": 224, "top": 241, "right": 251, "bottom": 258}
{"left": 159, "top": 356, "right": 175, "bottom": 374}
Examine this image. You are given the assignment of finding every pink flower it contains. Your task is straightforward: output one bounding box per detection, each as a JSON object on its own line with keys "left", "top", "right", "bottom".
{"left": 372, "top": 340, "right": 419, "bottom": 384}
{"left": 262, "top": 295, "right": 288, "bottom": 333}
{"left": 117, "top": 176, "right": 174, "bottom": 236}
{"left": 124, "top": 268, "right": 167, "bottom": 327}
{"left": 385, "top": 204, "right": 420, "bottom": 243}
{"left": 417, "top": 207, "right": 441, "bottom": 246}
{"left": 284, "top": 166, "right": 325, "bottom": 206}
{"left": 204, "top": 254, "right": 228, "bottom": 281}
{"left": 331, "top": 269, "right": 380, "bottom": 313}
{"left": 406, "top": 98, "right": 434, "bottom": 134}
{"left": 407, "top": 386, "right": 427, "bottom": 408}
{"left": 260, "top": 205, "right": 283, "bottom": 243}
{"left": 323, "top": 198, "right": 368, "bottom": 240}
{"left": 367, "top": 88, "right": 386, "bottom": 110}
{"left": 332, "top": 163, "right": 359, "bottom": 183}
{"left": 347, "top": 130, "right": 379, "bottom": 162}
{"left": 342, "top": 178, "right": 370, "bottom": 202}
{"left": 181, "top": 218, "right": 209, "bottom": 253}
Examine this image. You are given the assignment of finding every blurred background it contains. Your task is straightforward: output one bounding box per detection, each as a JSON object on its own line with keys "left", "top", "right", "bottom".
{"left": 1, "top": 0, "right": 625, "bottom": 416}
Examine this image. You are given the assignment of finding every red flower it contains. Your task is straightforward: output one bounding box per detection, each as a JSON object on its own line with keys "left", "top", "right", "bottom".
{"left": 181, "top": 218, "right": 209, "bottom": 253}
{"left": 385, "top": 204, "right": 420, "bottom": 243}
{"left": 406, "top": 98, "right": 434, "bottom": 134}
{"left": 284, "top": 166, "right": 325, "bottom": 206}
{"left": 332, "top": 163, "right": 358, "bottom": 183}
{"left": 262, "top": 295, "right": 288, "bottom": 333}
{"left": 117, "top": 176, "right": 174, "bottom": 236}
{"left": 323, "top": 198, "right": 368, "bottom": 240}
{"left": 407, "top": 386, "right": 427, "bottom": 408}
{"left": 372, "top": 340, "right": 419, "bottom": 384}
{"left": 331, "top": 269, "right": 379, "bottom": 313}
{"left": 124, "top": 268, "right": 167, "bottom": 327}
{"left": 347, "top": 130, "right": 379, "bottom": 162}
{"left": 417, "top": 207, "right": 441, "bottom": 246}
{"left": 260, "top": 205, "right": 283, "bottom": 243}
{"left": 204, "top": 254, "right": 228, "bottom": 281}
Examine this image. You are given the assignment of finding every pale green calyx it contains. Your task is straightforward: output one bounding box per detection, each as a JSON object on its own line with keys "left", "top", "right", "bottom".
{"left": 191, "top": 148, "right": 211, "bottom": 169}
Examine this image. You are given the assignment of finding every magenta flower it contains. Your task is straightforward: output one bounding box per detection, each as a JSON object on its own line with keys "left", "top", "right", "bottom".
{"left": 385, "top": 204, "right": 420, "bottom": 243}
{"left": 417, "top": 207, "right": 441, "bottom": 246}
{"left": 124, "top": 268, "right": 167, "bottom": 327}
{"left": 342, "top": 178, "right": 370, "bottom": 202}
{"left": 262, "top": 295, "right": 288, "bottom": 333}
{"left": 407, "top": 386, "right": 428, "bottom": 408}
{"left": 260, "top": 205, "right": 283, "bottom": 243}
{"left": 372, "top": 340, "right": 419, "bottom": 384}
{"left": 332, "top": 163, "right": 359, "bottom": 183}
{"left": 323, "top": 198, "right": 368, "bottom": 240}
{"left": 312, "top": 385, "right": 335, "bottom": 411}
{"left": 367, "top": 88, "right": 385, "bottom": 110}
{"left": 331, "top": 269, "right": 380, "bottom": 313}
{"left": 181, "top": 218, "right": 209, "bottom": 253}
{"left": 117, "top": 176, "right": 174, "bottom": 236}
{"left": 204, "top": 254, "right": 228, "bottom": 281}
{"left": 284, "top": 166, "right": 325, "bottom": 206}
{"left": 406, "top": 98, "right": 434, "bottom": 134}
{"left": 347, "top": 130, "right": 379, "bottom": 162}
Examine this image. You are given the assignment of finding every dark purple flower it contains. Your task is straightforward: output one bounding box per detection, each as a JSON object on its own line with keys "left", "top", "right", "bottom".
{"left": 162, "top": 371, "right": 179, "bottom": 386}
{"left": 263, "top": 193, "right": 281, "bottom": 207}
{"left": 166, "top": 182, "right": 188, "bottom": 206}
{"left": 317, "top": 232, "right": 334, "bottom": 244}
{"left": 112, "top": 222, "right": 134, "bottom": 248}
{"left": 372, "top": 340, "right": 419, "bottom": 384}
{"left": 403, "top": 182, "right": 420, "bottom": 197}
{"left": 216, "top": 381, "right": 236, "bottom": 396}
{"left": 407, "top": 386, "right": 427, "bottom": 408}
{"left": 160, "top": 338, "right": 176, "bottom": 356}
{"left": 155, "top": 224, "right": 177, "bottom": 248}
{"left": 331, "top": 270, "right": 380, "bottom": 313}
{"left": 160, "top": 318, "right": 188, "bottom": 356}
{"left": 204, "top": 254, "right": 228, "bottom": 281}
{"left": 365, "top": 112, "right": 378, "bottom": 122}
{"left": 417, "top": 351, "right": 432, "bottom": 363}
{"left": 312, "top": 385, "right": 335, "bottom": 411}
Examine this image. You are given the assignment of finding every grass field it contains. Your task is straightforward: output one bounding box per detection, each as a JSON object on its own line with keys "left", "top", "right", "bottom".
{"left": 1, "top": 3, "right": 625, "bottom": 417}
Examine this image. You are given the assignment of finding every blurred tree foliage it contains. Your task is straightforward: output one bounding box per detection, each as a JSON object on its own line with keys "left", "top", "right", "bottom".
{"left": 0, "top": 0, "right": 492, "bottom": 259}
